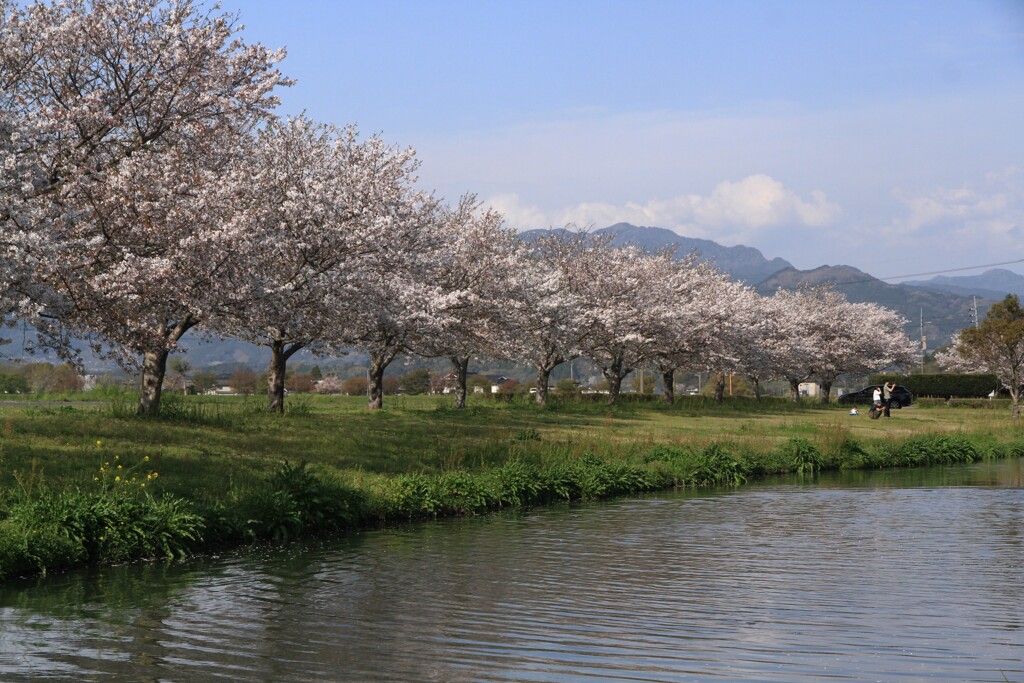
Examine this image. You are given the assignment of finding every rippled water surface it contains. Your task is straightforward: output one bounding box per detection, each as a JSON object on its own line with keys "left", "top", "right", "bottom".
{"left": 1, "top": 459, "right": 1021, "bottom": 682}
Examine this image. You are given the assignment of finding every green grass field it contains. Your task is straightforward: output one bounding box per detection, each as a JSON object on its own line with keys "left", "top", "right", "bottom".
{"left": 2, "top": 391, "right": 1022, "bottom": 581}
{"left": 2, "top": 392, "right": 1020, "bottom": 499}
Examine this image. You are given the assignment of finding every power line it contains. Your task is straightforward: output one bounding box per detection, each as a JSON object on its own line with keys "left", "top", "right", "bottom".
{"left": 773, "top": 258, "right": 1024, "bottom": 289}
{"left": 879, "top": 258, "right": 1024, "bottom": 282}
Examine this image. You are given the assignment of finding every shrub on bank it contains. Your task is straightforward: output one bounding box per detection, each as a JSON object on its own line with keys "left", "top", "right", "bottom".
{"left": 0, "top": 487, "right": 202, "bottom": 581}
{"left": 198, "top": 461, "right": 368, "bottom": 545}
{"left": 3, "top": 433, "right": 1024, "bottom": 583}
{"left": 878, "top": 434, "right": 979, "bottom": 467}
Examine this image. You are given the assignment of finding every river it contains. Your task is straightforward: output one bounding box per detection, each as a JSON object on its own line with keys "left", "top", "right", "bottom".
{"left": 1, "top": 458, "right": 1021, "bottom": 682}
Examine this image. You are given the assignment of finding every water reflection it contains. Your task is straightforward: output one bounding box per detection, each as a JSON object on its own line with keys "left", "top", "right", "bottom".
{"left": 0, "top": 459, "right": 1021, "bottom": 682}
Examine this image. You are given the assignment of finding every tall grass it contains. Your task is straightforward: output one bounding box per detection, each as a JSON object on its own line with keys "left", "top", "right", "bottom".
{"left": 2, "top": 394, "right": 1023, "bottom": 581}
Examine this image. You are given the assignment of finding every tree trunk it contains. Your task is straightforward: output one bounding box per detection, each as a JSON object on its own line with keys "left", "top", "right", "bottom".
{"left": 788, "top": 378, "right": 801, "bottom": 403}
{"left": 368, "top": 360, "right": 386, "bottom": 410}
{"left": 602, "top": 357, "right": 630, "bottom": 405}
{"left": 535, "top": 365, "right": 554, "bottom": 406}
{"left": 661, "top": 368, "right": 675, "bottom": 403}
{"left": 136, "top": 318, "right": 196, "bottom": 417}
{"left": 1011, "top": 387, "right": 1021, "bottom": 418}
{"left": 819, "top": 380, "right": 833, "bottom": 404}
{"left": 450, "top": 354, "right": 469, "bottom": 409}
{"left": 751, "top": 376, "right": 762, "bottom": 401}
{"left": 267, "top": 340, "right": 304, "bottom": 414}
{"left": 713, "top": 372, "right": 726, "bottom": 404}
{"left": 138, "top": 348, "right": 169, "bottom": 416}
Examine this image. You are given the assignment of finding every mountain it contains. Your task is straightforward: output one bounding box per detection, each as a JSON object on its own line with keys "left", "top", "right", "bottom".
{"left": 756, "top": 264, "right": 992, "bottom": 348}
{"left": 903, "top": 268, "right": 1024, "bottom": 301}
{"left": 519, "top": 224, "right": 990, "bottom": 347}
{"left": 520, "top": 223, "right": 793, "bottom": 284}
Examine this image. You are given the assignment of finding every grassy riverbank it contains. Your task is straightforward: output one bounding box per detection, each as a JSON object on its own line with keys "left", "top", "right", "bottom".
{"left": 2, "top": 392, "right": 1022, "bottom": 581}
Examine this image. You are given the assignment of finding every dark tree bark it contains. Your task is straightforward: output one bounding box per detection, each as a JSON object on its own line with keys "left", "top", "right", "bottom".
{"left": 602, "top": 356, "right": 631, "bottom": 406}
{"left": 138, "top": 348, "right": 170, "bottom": 416}
{"left": 535, "top": 365, "right": 554, "bottom": 406}
{"left": 137, "top": 318, "right": 195, "bottom": 416}
{"left": 450, "top": 353, "right": 470, "bottom": 409}
{"left": 267, "top": 339, "right": 304, "bottom": 414}
{"left": 661, "top": 368, "right": 675, "bottom": 403}
{"left": 788, "top": 378, "right": 801, "bottom": 403}
{"left": 819, "top": 380, "right": 833, "bottom": 404}
{"left": 532, "top": 351, "right": 564, "bottom": 406}
{"left": 750, "top": 376, "right": 762, "bottom": 401}
{"left": 713, "top": 372, "right": 726, "bottom": 404}
{"left": 367, "top": 344, "right": 401, "bottom": 410}
{"left": 368, "top": 360, "right": 385, "bottom": 410}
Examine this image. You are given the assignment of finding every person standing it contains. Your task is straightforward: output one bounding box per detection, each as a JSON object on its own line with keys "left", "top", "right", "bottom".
{"left": 883, "top": 381, "right": 896, "bottom": 417}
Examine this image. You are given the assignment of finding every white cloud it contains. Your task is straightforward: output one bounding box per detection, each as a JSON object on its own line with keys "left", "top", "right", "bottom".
{"left": 892, "top": 167, "right": 1023, "bottom": 255}
{"left": 485, "top": 193, "right": 551, "bottom": 230}
{"left": 484, "top": 174, "right": 840, "bottom": 243}
{"left": 690, "top": 175, "right": 839, "bottom": 229}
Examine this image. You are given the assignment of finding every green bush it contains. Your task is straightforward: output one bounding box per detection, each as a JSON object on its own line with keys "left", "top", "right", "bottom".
{"left": 0, "top": 488, "right": 202, "bottom": 581}
{"left": 205, "top": 462, "right": 368, "bottom": 542}
{"left": 490, "top": 459, "right": 543, "bottom": 507}
{"left": 880, "top": 435, "right": 979, "bottom": 467}
{"left": 782, "top": 437, "right": 823, "bottom": 475}
{"left": 643, "top": 443, "right": 747, "bottom": 488}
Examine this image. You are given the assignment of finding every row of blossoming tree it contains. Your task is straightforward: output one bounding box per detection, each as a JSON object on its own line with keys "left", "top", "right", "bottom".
{"left": 1, "top": 0, "right": 918, "bottom": 416}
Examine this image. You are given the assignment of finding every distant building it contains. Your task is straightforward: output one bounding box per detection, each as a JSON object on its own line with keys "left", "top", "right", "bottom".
{"left": 798, "top": 382, "right": 820, "bottom": 398}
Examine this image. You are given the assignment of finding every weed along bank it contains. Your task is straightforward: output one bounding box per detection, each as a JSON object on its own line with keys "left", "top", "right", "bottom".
{"left": 2, "top": 393, "right": 1024, "bottom": 582}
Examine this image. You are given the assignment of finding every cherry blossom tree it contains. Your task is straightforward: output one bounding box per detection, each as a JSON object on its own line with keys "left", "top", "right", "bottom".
{"left": 213, "top": 117, "right": 423, "bottom": 413}
{"left": 1, "top": 3, "right": 64, "bottom": 346}
{"left": 574, "top": 244, "right": 681, "bottom": 405}
{"left": 725, "top": 288, "right": 786, "bottom": 401}
{"left": 821, "top": 300, "right": 915, "bottom": 401}
{"left": 644, "top": 258, "right": 740, "bottom": 403}
{"left": 768, "top": 287, "right": 841, "bottom": 402}
{"left": 1, "top": 0, "right": 288, "bottom": 415}
{"left": 768, "top": 286, "right": 914, "bottom": 402}
{"left": 695, "top": 278, "right": 770, "bottom": 403}
{"left": 501, "top": 231, "right": 592, "bottom": 406}
{"left": 406, "top": 196, "right": 521, "bottom": 409}
{"left": 333, "top": 190, "right": 442, "bottom": 411}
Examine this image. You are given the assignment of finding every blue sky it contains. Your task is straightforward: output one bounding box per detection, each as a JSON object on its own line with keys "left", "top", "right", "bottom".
{"left": 233, "top": 0, "right": 1024, "bottom": 280}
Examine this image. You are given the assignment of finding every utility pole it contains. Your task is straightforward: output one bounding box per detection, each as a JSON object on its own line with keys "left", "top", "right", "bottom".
{"left": 919, "top": 308, "right": 929, "bottom": 374}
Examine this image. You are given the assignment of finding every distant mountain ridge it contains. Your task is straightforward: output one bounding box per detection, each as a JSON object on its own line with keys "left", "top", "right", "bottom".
{"left": 755, "top": 264, "right": 990, "bottom": 348}
{"left": 520, "top": 222, "right": 794, "bottom": 284}
{"left": 521, "top": 223, "right": 1018, "bottom": 347}
{"left": 903, "top": 268, "right": 1024, "bottom": 301}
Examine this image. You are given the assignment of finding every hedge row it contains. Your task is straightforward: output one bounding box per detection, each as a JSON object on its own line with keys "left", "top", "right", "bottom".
{"left": 870, "top": 373, "right": 1001, "bottom": 398}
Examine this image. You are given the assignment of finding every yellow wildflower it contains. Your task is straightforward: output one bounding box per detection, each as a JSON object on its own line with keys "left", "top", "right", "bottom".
{"left": 114, "top": 476, "right": 121, "bottom": 483}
